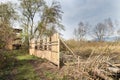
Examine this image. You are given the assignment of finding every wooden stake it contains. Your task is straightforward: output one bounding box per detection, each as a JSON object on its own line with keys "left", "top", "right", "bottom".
{"left": 58, "top": 33, "right": 60, "bottom": 69}
{"left": 60, "top": 38, "right": 77, "bottom": 58}
{"left": 78, "top": 56, "right": 80, "bottom": 68}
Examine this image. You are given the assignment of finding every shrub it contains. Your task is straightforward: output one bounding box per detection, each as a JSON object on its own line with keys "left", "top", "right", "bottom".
{"left": 0, "top": 50, "right": 17, "bottom": 69}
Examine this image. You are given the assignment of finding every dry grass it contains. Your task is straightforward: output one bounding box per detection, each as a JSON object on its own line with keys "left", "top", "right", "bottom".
{"left": 60, "top": 53, "right": 120, "bottom": 80}
{"left": 65, "top": 40, "right": 120, "bottom": 59}
{"left": 59, "top": 40, "right": 120, "bottom": 79}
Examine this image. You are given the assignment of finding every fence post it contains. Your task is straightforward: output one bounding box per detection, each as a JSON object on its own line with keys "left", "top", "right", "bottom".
{"left": 58, "top": 33, "right": 60, "bottom": 69}
{"left": 78, "top": 56, "right": 80, "bottom": 68}
{"left": 29, "top": 39, "right": 35, "bottom": 55}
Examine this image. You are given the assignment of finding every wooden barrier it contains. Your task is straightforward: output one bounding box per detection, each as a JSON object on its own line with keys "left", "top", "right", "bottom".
{"left": 29, "top": 33, "right": 60, "bottom": 68}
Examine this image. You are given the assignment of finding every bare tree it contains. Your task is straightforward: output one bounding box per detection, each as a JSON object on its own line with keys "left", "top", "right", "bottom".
{"left": 73, "top": 21, "right": 88, "bottom": 41}
{"left": 94, "top": 23, "right": 106, "bottom": 41}
{"left": 93, "top": 18, "right": 114, "bottom": 41}
{"left": 104, "top": 18, "right": 114, "bottom": 35}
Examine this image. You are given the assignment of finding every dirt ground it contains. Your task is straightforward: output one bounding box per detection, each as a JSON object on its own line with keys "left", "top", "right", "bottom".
{"left": 30, "top": 60, "right": 59, "bottom": 80}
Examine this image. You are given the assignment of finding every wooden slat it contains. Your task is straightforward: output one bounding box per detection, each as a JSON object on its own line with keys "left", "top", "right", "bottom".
{"left": 60, "top": 38, "right": 77, "bottom": 58}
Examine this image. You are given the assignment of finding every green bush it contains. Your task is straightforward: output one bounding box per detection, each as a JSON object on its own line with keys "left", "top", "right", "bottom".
{"left": 0, "top": 53, "right": 6, "bottom": 69}
{"left": 0, "top": 50, "right": 17, "bottom": 69}
{"left": 0, "top": 41, "right": 5, "bottom": 49}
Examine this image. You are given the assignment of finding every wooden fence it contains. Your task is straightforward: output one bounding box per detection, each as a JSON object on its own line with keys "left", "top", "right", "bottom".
{"left": 29, "top": 33, "right": 60, "bottom": 68}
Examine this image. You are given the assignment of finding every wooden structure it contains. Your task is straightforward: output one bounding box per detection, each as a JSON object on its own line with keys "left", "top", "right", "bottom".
{"left": 29, "top": 33, "right": 60, "bottom": 68}
{"left": 12, "top": 28, "right": 22, "bottom": 49}
{"left": 7, "top": 28, "right": 22, "bottom": 50}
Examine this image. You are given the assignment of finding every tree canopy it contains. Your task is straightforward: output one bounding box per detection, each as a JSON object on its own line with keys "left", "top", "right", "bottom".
{"left": 0, "top": 2, "right": 17, "bottom": 49}
{"left": 19, "top": 0, "right": 64, "bottom": 49}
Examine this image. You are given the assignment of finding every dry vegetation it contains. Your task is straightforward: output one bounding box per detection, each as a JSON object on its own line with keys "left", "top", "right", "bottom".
{"left": 59, "top": 40, "right": 120, "bottom": 80}
{"left": 66, "top": 39, "right": 120, "bottom": 58}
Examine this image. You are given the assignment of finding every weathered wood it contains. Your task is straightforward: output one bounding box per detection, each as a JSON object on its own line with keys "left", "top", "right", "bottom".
{"left": 58, "top": 33, "right": 60, "bottom": 68}
{"left": 78, "top": 56, "right": 80, "bottom": 68}
{"left": 29, "top": 33, "right": 60, "bottom": 68}
{"left": 114, "top": 64, "right": 120, "bottom": 67}
{"left": 106, "top": 62, "right": 120, "bottom": 73}
{"left": 107, "top": 67, "right": 120, "bottom": 73}
{"left": 29, "top": 39, "right": 35, "bottom": 55}
{"left": 92, "top": 69, "right": 113, "bottom": 80}
{"left": 60, "top": 38, "right": 77, "bottom": 58}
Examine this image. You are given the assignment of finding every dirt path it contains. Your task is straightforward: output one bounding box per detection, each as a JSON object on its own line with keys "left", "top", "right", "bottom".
{"left": 30, "top": 60, "right": 59, "bottom": 80}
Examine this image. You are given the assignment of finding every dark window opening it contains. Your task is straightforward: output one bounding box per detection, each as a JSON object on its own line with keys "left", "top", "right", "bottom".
{"left": 44, "top": 45, "right": 47, "bottom": 50}
{"left": 35, "top": 45, "right": 37, "bottom": 49}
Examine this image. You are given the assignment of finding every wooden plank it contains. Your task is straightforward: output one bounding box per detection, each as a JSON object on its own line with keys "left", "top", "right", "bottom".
{"left": 51, "top": 51, "right": 58, "bottom": 53}
{"left": 41, "top": 43, "right": 58, "bottom": 46}
{"left": 58, "top": 33, "right": 60, "bottom": 68}
{"left": 92, "top": 69, "right": 113, "bottom": 80}
{"left": 114, "top": 64, "right": 120, "bottom": 67}
{"left": 60, "top": 38, "right": 77, "bottom": 58}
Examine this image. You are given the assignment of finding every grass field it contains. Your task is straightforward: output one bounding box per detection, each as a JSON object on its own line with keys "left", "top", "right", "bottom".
{"left": 0, "top": 50, "right": 41, "bottom": 80}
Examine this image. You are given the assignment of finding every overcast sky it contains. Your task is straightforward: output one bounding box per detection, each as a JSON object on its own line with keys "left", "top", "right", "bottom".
{"left": 58, "top": 0, "right": 120, "bottom": 39}
{"left": 1, "top": 0, "right": 120, "bottom": 39}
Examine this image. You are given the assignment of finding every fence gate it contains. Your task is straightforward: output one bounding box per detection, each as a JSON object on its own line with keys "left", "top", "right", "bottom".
{"left": 29, "top": 33, "right": 60, "bottom": 68}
